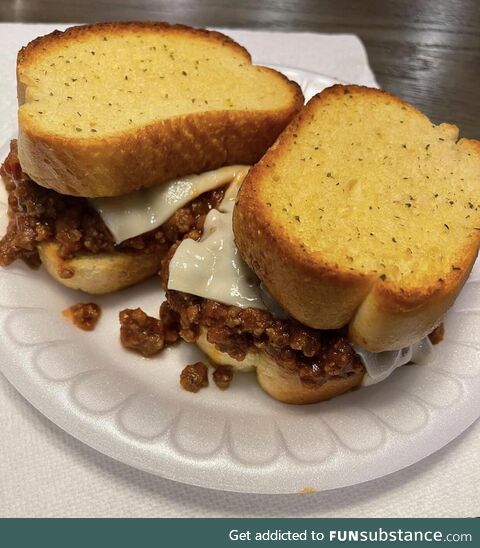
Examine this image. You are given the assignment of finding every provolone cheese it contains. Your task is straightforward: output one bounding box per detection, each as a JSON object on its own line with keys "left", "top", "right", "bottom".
{"left": 91, "top": 165, "right": 247, "bottom": 243}
{"left": 168, "top": 167, "right": 266, "bottom": 309}
{"left": 356, "top": 337, "right": 433, "bottom": 386}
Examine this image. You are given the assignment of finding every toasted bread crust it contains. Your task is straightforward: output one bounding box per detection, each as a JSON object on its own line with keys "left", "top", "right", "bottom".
{"left": 38, "top": 242, "right": 162, "bottom": 294}
{"left": 17, "top": 22, "right": 251, "bottom": 69}
{"left": 349, "top": 246, "right": 476, "bottom": 349}
{"left": 17, "top": 22, "right": 303, "bottom": 197}
{"left": 17, "top": 109, "right": 297, "bottom": 197}
{"left": 196, "top": 329, "right": 364, "bottom": 404}
{"left": 233, "top": 85, "right": 480, "bottom": 351}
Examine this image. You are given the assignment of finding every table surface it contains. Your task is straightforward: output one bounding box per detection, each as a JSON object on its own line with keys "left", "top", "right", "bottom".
{"left": 1, "top": 0, "right": 479, "bottom": 139}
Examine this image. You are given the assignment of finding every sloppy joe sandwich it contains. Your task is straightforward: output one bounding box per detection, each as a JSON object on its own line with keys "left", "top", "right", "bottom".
{"left": 0, "top": 22, "right": 303, "bottom": 293}
{"left": 154, "top": 85, "right": 479, "bottom": 404}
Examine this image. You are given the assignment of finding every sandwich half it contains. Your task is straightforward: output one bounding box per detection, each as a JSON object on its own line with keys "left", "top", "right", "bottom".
{"left": 153, "top": 85, "right": 480, "bottom": 404}
{"left": 0, "top": 22, "right": 303, "bottom": 293}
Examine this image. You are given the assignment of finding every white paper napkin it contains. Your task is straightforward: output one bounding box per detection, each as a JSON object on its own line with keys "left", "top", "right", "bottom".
{"left": 0, "top": 23, "right": 478, "bottom": 518}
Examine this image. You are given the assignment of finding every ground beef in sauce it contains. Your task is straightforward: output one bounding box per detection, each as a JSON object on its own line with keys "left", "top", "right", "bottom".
{"left": 158, "top": 237, "right": 447, "bottom": 386}
{"left": 63, "top": 302, "right": 101, "bottom": 331}
{"left": 119, "top": 307, "right": 179, "bottom": 357}
{"left": 213, "top": 366, "right": 234, "bottom": 390}
{"left": 118, "top": 303, "right": 184, "bottom": 357}
{"left": 0, "top": 140, "right": 225, "bottom": 268}
{"left": 161, "top": 289, "right": 364, "bottom": 386}
{"left": 157, "top": 247, "right": 363, "bottom": 385}
{"left": 428, "top": 323, "right": 444, "bottom": 345}
{"left": 120, "top": 243, "right": 446, "bottom": 388}
{"left": 180, "top": 362, "right": 209, "bottom": 393}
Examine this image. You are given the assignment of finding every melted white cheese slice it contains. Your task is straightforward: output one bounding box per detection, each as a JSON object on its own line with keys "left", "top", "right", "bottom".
{"left": 356, "top": 337, "right": 433, "bottom": 386}
{"left": 90, "top": 165, "right": 247, "bottom": 243}
{"left": 168, "top": 167, "right": 266, "bottom": 309}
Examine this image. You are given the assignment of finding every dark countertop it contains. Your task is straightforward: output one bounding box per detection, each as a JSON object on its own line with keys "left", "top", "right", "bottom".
{"left": 1, "top": 0, "right": 479, "bottom": 138}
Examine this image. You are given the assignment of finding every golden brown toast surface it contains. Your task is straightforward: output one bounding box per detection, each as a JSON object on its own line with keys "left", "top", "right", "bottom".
{"left": 17, "top": 22, "right": 303, "bottom": 197}
{"left": 233, "top": 85, "right": 480, "bottom": 350}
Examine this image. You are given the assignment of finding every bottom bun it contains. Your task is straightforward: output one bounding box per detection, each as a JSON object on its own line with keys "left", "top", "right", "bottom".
{"left": 38, "top": 242, "right": 162, "bottom": 294}
{"left": 197, "top": 329, "right": 364, "bottom": 404}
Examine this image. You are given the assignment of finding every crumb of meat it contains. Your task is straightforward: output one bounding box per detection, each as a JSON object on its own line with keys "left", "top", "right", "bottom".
{"left": 180, "top": 362, "right": 209, "bottom": 393}
{"left": 212, "top": 365, "right": 234, "bottom": 390}
{"left": 159, "top": 300, "right": 181, "bottom": 344}
{"left": 63, "top": 302, "right": 101, "bottom": 331}
{"left": 119, "top": 308, "right": 166, "bottom": 357}
{"left": 428, "top": 323, "right": 444, "bottom": 345}
{"left": 58, "top": 264, "right": 75, "bottom": 279}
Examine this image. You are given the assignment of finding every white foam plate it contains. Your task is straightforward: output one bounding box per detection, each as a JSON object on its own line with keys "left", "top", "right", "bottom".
{"left": 0, "top": 66, "right": 479, "bottom": 494}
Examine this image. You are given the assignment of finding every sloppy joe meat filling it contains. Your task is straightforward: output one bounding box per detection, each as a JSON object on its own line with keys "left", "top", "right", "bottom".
{"left": 0, "top": 140, "right": 226, "bottom": 268}
{"left": 161, "top": 287, "right": 364, "bottom": 386}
